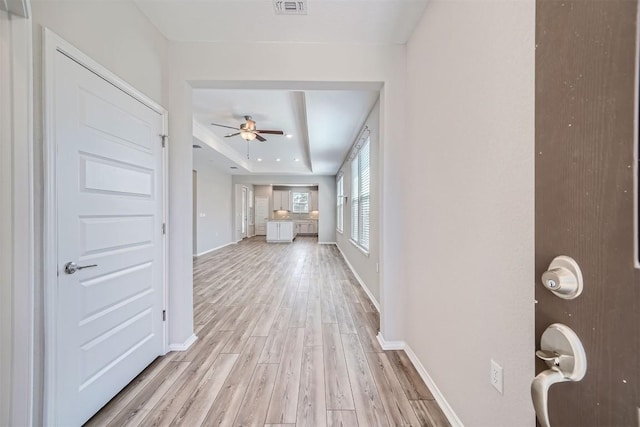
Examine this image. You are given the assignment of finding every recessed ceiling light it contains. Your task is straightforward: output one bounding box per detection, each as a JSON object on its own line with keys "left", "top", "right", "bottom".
{"left": 294, "top": 158, "right": 300, "bottom": 162}
{"left": 285, "top": 134, "right": 293, "bottom": 138}
{"left": 257, "top": 158, "right": 263, "bottom": 162}
{"left": 276, "top": 158, "right": 281, "bottom": 162}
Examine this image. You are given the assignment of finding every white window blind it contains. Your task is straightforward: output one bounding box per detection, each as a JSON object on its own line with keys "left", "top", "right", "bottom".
{"left": 359, "top": 141, "right": 370, "bottom": 249}
{"left": 336, "top": 176, "right": 344, "bottom": 233}
{"left": 350, "top": 138, "right": 370, "bottom": 251}
{"left": 351, "top": 158, "right": 359, "bottom": 241}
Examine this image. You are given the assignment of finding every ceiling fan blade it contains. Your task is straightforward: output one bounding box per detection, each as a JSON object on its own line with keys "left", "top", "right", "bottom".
{"left": 255, "top": 134, "right": 267, "bottom": 142}
{"left": 256, "top": 130, "right": 285, "bottom": 135}
{"left": 211, "top": 122, "right": 241, "bottom": 131}
{"left": 225, "top": 132, "right": 241, "bottom": 138}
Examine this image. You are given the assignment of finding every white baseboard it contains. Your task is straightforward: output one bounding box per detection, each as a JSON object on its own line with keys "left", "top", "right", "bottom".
{"left": 376, "top": 332, "right": 406, "bottom": 350}
{"left": 318, "top": 241, "right": 337, "bottom": 245}
{"left": 404, "top": 344, "right": 464, "bottom": 426}
{"left": 168, "top": 334, "right": 198, "bottom": 352}
{"left": 336, "top": 244, "right": 381, "bottom": 312}
{"left": 196, "top": 241, "right": 235, "bottom": 257}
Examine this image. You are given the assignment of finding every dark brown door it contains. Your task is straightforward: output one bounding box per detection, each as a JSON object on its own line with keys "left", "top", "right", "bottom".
{"left": 536, "top": 1, "right": 639, "bottom": 425}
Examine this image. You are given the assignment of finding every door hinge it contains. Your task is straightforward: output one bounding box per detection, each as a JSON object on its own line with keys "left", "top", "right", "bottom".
{"left": 162, "top": 310, "right": 166, "bottom": 321}
{"left": 162, "top": 223, "right": 166, "bottom": 235}
{"left": 161, "top": 134, "right": 168, "bottom": 148}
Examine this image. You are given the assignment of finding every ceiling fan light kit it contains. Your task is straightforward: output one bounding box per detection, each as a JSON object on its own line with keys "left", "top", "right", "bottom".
{"left": 239, "top": 128, "right": 256, "bottom": 141}
{"left": 211, "top": 115, "right": 285, "bottom": 143}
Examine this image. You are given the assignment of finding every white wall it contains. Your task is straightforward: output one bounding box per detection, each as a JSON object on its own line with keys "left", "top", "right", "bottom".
{"left": 193, "top": 154, "right": 233, "bottom": 255}
{"left": 167, "top": 41, "right": 408, "bottom": 344}
{"left": 231, "top": 175, "right": 337, "bottom": 243}
{"left": 31, "top": 1, "right": 167, "bottom": 103}
{"left": 2, "top": 6, "right": 33, "bottom": 426}
{"left": 404, "top": 1, "right": 535, "bottom": 425}
{"left": 336, "top": 100, "right": 380, "bottom": 304}
{"left": 0, "top": 11, "right": 14, "bottom": 426}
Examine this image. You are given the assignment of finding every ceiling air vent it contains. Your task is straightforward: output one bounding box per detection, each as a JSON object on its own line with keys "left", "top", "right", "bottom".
{"left": 273, "top": 0, "right": 307, "bottom": 15}
{"left": 192, "top": 144, "right": 202, "bottom": 149}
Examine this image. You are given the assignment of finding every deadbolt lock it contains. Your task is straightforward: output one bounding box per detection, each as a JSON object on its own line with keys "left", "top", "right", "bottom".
{"left": 541, "top": 256, "right": 583, "bottom": 300}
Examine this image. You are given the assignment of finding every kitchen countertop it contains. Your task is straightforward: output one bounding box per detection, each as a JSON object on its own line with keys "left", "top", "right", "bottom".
{"left": 270, "top": 219, "right": 318, "bottom": 221}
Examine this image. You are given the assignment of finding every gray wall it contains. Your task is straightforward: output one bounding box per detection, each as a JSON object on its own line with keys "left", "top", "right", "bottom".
{"left": 403, "top": 1, "right": 535, "bottom": 425}
{"left": 232, "top": 175, "right": 336, "bottom": 243}
{"left": 336, "top": 100, "right": 380, "bottom": 305}
{"left": 193, "top": 155, "right": 233, "bottom": 255}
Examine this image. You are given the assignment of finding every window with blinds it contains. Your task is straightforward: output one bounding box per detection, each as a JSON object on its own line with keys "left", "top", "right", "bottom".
{"left": 350, "top": 138, "right": 370, "bottom": 251}
{"left": 336, "top": 176, "right": 344, "bottom": 233}
{"left": 292, "top": 191, "right": 309, "bottom": 213}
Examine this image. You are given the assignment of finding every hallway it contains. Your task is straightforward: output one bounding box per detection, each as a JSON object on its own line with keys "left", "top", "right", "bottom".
{"left": 86, "top": 237, "right": 449, "bottom": 426}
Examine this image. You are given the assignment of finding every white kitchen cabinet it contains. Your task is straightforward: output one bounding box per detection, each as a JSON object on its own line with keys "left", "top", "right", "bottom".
{"left": 310, "top": 190, "right": 319, "bottom": 211}
{"left": 295, "top": 221, "right": 318, "bottom": 235}
{"left": 273, "top": 190, "right": 291, "bottom": 211}
{"left": 267, "top": 221, "right": 296, "bottom": 242}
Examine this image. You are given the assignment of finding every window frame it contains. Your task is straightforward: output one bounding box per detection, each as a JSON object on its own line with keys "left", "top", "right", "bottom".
{"left": 292, "top": 190, "right": 310, "bottom": 214}
{"left": 336, "top": 175, "right": 344, "bottom": 233}
{"left": 350, "top": 138, "right": 370, "bottom": 253}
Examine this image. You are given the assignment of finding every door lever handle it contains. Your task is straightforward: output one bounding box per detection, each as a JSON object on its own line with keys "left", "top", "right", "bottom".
{"left": 535, "top": 350, "right": 559, "bottom": 364}
{"left": 535, "top": 350, "right": 575, "bottom": 368}
{"left": 64, "top": 262, "right": 98, "bottom": 275}
{"left": 532, "top": 369, "right": 567, "bottom": 427}
{"left": 531, "top": 324, "right": 586, "bottom": 427}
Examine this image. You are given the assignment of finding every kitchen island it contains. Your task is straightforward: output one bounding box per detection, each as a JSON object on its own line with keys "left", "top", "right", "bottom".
{"left": 266, "top": 221, "right": 297, "bottom": 243}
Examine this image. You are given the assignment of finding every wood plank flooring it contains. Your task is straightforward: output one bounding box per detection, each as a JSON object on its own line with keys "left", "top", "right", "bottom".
{"left": 86, "top": 237, "right": 450, "bottom": 427}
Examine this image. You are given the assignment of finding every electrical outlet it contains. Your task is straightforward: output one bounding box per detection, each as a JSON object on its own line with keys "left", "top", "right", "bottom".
{"left": 490, "top": 359, "right": 503, "bottom": 394}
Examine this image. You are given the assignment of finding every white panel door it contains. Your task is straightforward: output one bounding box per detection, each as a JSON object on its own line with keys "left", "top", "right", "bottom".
{"left": 53, "top": 51, "right": 164, "bottom": 426}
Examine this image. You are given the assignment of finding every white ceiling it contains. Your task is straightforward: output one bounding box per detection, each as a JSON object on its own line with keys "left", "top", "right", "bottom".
{"left": 192, "top": 88, "right": 379, "bottom": 175}
{"left": 134, "top": 0, "right": 429, "bottom": 44}
{"left": 132, "top": 0, "right": 424, "bottom": 176}
{"left": 193, "top": 137, "right": 250, "bottom": 174}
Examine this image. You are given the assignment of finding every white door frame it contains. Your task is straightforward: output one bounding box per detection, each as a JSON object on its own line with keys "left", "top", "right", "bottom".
{"left": 241, "top": 186, "right": 248, "bottom": 238}
{"left": 42, "top": 29, "right": 169, "bottom": 425}
{"left": 193, "top": 170, "right": 198, "bottom": 256}
{"left": 1, "top": 2, "right": 34, "bottom": 425}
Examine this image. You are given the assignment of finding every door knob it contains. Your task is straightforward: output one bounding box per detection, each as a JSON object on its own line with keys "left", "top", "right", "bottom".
{"left": 531, "top": 323, "right": 587, "bottom": 427}
{"left": 541, "top": 256, "right": 583, "bottom": 299}
{"left": 64, "top": 262, "right": 98, "bottom": 274}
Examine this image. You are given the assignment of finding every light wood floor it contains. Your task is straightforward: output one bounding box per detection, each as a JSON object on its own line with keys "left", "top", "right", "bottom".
{"left": 86, "top": 237, "right": 450, "bottom": 427}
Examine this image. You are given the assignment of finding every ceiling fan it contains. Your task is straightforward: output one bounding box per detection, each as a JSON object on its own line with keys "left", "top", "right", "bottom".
{"left": 210, "top": 115, "right": 284, "bottom": 142}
